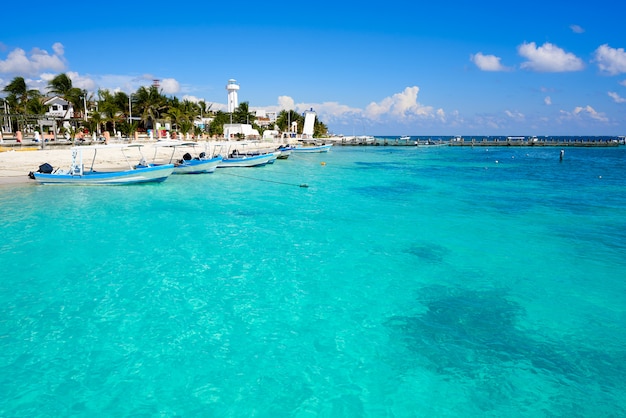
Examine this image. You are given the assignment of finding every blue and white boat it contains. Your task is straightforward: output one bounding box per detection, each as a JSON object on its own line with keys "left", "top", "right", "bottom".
{"left": 217, "top": 151, "right": 280, "bottom": 167}
{"left": 276, "top": 145, "right": 293, "bottom": 159}
{"left": 214, "top": 142, "right": 281, "bottom": 167}
{"left": 292, "top": 143, "right": 332, "bottom": 153}
{"left": 29, "top": 144, "right": 174, "bottom": 185}
{"left": 148, "top": 140, "right": 222, "bottom": 174}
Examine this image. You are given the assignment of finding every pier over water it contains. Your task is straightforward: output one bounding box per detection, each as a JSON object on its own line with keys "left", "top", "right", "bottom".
{"left": 328, "top": 135, "right": 624, "bottom": 147}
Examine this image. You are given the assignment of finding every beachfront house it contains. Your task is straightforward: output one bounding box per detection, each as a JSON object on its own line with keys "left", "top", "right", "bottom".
{"left": 44, "top": 96, "right": 74, "bottom": 120}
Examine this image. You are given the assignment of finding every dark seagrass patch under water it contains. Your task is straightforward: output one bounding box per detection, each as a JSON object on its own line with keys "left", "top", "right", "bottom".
{"left": 404, "top": 243, "right": 448, "bottom": 263}
{"left": 386, "top": 285, "right": 626, "bottom": 391}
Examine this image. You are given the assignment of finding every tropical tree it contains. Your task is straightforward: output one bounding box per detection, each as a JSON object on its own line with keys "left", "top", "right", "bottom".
{"left": 133, "top": 85, "right": 168, "bottom": 132}
{"left": 276, "top": 110, "right": 303, "bottom": 134}
{"left": 96, "top": 89, "right": 120, "bottom": 135}
{"left": 179, "top": 120, "right": 194, "bottom": 137}
{"left": 208, "top": 111, "right": 230, "bottom": 136}
{"left": 25, "top": 93, "right": 45, "bottom": 115}
{"left": 232, "top": 101, "right": 255, "bottom": 125}
{"left": 47, "top": 73, "right": 87, "bottom": 140}
{"left": 47, "top": 73, "right": 73, "bottom": 97}
{"left": 2, "top": 77, "right": 45, "bottom": 131}
{"left": 2, "top": 77, "right": 28, "bottom": 113}
{"left": 164, "top": 105, "right": 184, "bottom": 133}
{"left": 86, "top": 109, "right": 103, "bottom": 136}
{"left": 47, "top": 74, "right": 84, "bottom": 116}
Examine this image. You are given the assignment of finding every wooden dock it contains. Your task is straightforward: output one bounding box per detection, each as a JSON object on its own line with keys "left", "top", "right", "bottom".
{"left": 327, "top": 136, "right": 623, "bottom": 147}
{"left": 448, "top": 137, "right": 620, "bottom": 147}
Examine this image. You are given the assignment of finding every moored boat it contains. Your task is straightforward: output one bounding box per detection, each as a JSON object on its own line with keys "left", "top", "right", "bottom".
{"left": 147, "top": 140, "right": 222, "bottom": 174}
{"left": 29, "top": 144, "right": 174, "bottom": 185}
{"left": 276, "top": 145, "right": 293, "bottom": 159}
{"left": 212, "top": 141, "right": 280, "bottom": 167}
{"left": 292, "top": 143, "right": 332, "bottom": 153}
{"left": 217, "top": 151, "right": 279, "bottom": 167}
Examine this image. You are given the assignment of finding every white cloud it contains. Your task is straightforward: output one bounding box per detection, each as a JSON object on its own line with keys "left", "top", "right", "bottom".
{"left": 251, "top": 88, "right": 446, "bottom": 131}
{"left": 570, "top": 24, "right": 584, "bottom": 34}
{"left": 504, "top": 110, "right": 525, "bottom": 121}
{"left": 363, "top": 86, "right": 440, "bottom": 121}
{"left": 471, "top": 52, "right": 510, "bottom": 71}
{"left": 518, "top": 42, "right": 584, "bottom": 72}
{"left": 608, "top": 91, "right": 626, "bottom": 103}
{"left": 544, "top": 96, "right": 552, "bottom": 105}
{"left": 297, "top": 101, "right": 362, "bottom": 123}
{"left": 159, "top": 78, "right": 180, "bottom": 94}
{"left": 559, "top": 105, "right": 608, "bottom": 122}
{"left": 181, "top": 95, "right": 203, "bottom": 103}
{"left": 66, "top": 71, "right": 97, "bottom": 91}
{"left": 594, "top": 44, "right": 626, "bottom": 75}
{"left": 620, "top": 80, "right": 626, "bottom": 87}
{"left": 277, "top": 95, "right": 295, "bottom": 110}
{"left": 0, "top": 43, "right": 66, "bottom": 76}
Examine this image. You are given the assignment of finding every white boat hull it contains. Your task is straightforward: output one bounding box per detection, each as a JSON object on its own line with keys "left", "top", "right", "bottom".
{"left": 173, "top": 156, "right": 222, "bottom": 174}
{"left": 217, "top": 152, "right": 277, "bottom": 167}
{"left": 292, "top": 144, "right": 332, "bottom": 153}
{"left": 32, "top": 164, "right": 175, "bottom": 185}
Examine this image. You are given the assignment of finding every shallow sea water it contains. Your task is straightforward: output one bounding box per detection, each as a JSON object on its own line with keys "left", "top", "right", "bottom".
{"left": 1, "top": 145, "right": 625, "bottom": 416}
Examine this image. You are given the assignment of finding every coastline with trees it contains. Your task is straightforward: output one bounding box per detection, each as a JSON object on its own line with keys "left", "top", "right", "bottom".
{"left": 1, "top": 74, "right": 329, "bottom": 144}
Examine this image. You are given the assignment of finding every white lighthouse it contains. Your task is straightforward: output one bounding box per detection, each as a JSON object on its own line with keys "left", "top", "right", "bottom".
{"left": 226, "top": 79, "right": 240, "bottom": 113}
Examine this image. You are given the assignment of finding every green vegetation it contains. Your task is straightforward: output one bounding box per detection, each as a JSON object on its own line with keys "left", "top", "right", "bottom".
{"left": 1, "top": 73, "right": 329, "bottom": 140}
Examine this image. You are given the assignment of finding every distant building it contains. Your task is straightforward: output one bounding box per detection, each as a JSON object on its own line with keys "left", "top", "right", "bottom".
{"left": 253, "top": 109, "right": 277, "bottom": 128}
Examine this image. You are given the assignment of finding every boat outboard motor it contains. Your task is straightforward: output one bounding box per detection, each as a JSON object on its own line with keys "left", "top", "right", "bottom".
{"left": 199, "top": 152, "right": 206, "bottom": 158}
{"left": 183, "top": 152, "right": 192, "bottom": 161}
{"left": 28, "top": 162, "right": 54, "bottom": 179}
{"left": 38, "top": 163, "right": 54, "bottom": 173}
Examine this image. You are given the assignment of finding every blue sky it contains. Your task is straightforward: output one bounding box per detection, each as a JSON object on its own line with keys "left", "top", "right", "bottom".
{"left": 1, "top": 0, "right": 625, "bottom": 136}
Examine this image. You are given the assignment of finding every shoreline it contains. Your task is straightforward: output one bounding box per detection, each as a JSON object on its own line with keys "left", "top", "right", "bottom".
{"left": 0, "top": 140, "right": 287, "bottom": 186}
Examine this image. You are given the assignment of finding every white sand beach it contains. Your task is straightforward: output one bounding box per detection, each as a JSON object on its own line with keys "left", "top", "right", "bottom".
{"left": 0, "top": 147, "right": 77, "bottom": 185}
{"left": 0, "top": 141, "right": 286, "bottom": 186}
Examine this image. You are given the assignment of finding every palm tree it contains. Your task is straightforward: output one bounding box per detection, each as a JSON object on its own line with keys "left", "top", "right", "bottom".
{"left": 233, "top": 101, "right": 255, "bottom": 125}
{"left": 3, "top": 77, "right": 28, "bottom": 112}
{"left": 133, "top": 85, "right": 168, "bottom": 132}
{"left": 276, "top": 110, "right": 303, "bottom": 134}
{"left": 47, "top": 73, "right": 85, "bottom": 139}
{"left": 208, "top": 111, "right": 230, "bottom": 137}
{"left": 47, "top": 73, "right": 73, "bottom": 97}
{"left": 2, "top": 77, "right": 44, "bottom": 132}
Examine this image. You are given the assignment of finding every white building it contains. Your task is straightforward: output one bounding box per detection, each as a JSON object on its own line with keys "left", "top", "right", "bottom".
{"left": 253, "top": 109, "right": 277, "bottom": 128}
{"left": 44, "top": 96, "right": 74, "bottom": 120}
{"left": 223, "top": 123, "right": 260, "bottom": 140}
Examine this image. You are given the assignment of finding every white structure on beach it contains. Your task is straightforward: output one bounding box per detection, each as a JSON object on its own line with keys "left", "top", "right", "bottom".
{"left": 302, "top": 109, "right": 316, "bottom": 138}
{"left": 223, "top": 123, "right": 260, "bottom": 140}
{"left": 226, "top": 79, "right": 240, "bottom": 113}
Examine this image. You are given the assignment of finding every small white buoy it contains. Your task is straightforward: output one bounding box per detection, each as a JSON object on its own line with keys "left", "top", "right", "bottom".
{"left": 495, "top": 160, "right": 499, "bottom": 164}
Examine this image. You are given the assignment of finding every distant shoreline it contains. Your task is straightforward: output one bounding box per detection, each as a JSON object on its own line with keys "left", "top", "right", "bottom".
{"left": 1, "top": 136, "right": 624, "bottom": 186}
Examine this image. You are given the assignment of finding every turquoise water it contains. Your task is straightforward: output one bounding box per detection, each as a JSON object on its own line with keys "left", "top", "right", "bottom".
{"left": 1, "top": 145, "right": 625, "bottom": 416}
